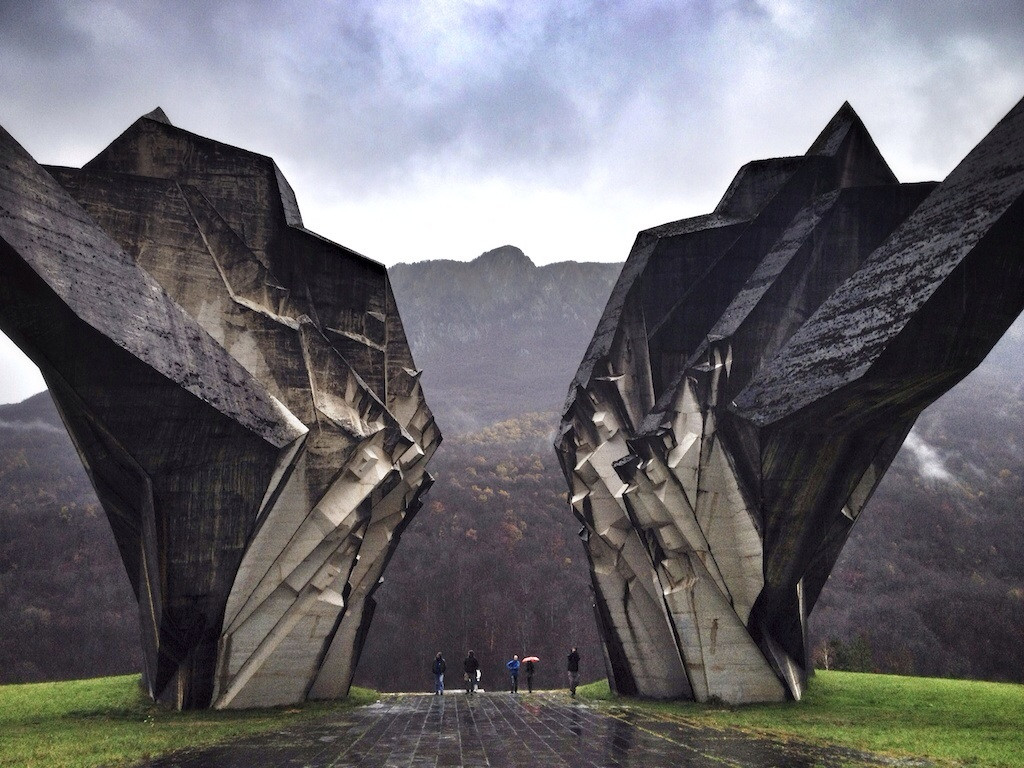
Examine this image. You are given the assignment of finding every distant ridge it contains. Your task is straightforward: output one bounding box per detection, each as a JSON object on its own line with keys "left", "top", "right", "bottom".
{"left": 389, "top": 246, "right": 621, "bottom": 433}
{"left": 0, "top": 391, "right": 60, "bottom": 423}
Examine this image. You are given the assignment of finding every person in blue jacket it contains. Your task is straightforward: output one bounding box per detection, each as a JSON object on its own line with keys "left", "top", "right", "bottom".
{"left": 432, "top": 651, "right": 446, "bottom": 695}
{"left": 506, "top": 654, "right": 521, "bottom": 693}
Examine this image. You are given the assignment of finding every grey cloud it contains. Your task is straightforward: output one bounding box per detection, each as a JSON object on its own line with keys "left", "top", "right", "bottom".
{"left": 0, "top": 0, "right": 91, "bottom": 59}
{"left": 0, "top": 0, "right": 1021, "bottom": 200}
{"left": 266, "top": 2, "right": 681, "bottom": 179}
{"left": 844, "top": 0, "right": 1024, "bottom": 47}
{"left": 903, "top": 431, "right": 954, "bottom": 483}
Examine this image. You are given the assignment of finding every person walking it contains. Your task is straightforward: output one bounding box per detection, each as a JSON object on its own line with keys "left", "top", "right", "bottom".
{"left": 464, "top": 650, "right": 480, "bottom": 695}
{"left": 506, "top": 654, "right": 521, "bottom": 693}
{"left": 432, "top": 651, "right": 446, "bottom": 695}
{"left": 524, "top": 659, "right": 535, "bottom": 693}
{"left": 567, "top": 647, "right": 580, "bottom": 697}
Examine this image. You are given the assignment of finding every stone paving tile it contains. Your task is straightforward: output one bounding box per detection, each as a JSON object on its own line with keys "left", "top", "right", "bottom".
{"left": 135, "top": 692, "right": 905, "bottom": 768}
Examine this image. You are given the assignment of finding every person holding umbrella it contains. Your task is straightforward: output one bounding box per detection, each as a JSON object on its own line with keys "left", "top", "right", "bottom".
{"left": 522, "top": 655, "right": 539, "bottom": 692}
{"left": 506, "top": 654, "right": 520, "bottom": 693}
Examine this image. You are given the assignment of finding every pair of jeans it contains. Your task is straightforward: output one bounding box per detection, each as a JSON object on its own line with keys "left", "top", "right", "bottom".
{"left": 510, "top": 673, "right": 518, "bottom": 693}
{"left": 434, "top": 673, "right": 444, "bottom": 694}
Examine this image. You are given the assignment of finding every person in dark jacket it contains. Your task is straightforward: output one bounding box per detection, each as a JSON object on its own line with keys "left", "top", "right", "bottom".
{"left": 464, "top": 650, "right": 480, "bottom": 695}
{"left": 432, "top": 651, "right": 446, "bottom": 695}
{"left": 506, "top": 655, "right": 521, "bottom": 693}
{"left": 567, "top": 647, "right": 580, "bottom": 697}
{"left": 524, "top": 659, "right": 535, "bottom": 693}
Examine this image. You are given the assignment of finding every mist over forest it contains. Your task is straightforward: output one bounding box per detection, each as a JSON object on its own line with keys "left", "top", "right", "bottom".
{"left": 2, "top": 246, "right": 1023, "bottom": 690}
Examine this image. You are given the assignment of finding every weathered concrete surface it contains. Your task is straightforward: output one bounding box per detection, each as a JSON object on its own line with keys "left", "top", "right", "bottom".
{"left": 558, "top": 97, "right": 1024, "bottom": 704}
{"left": 0, "top": 110, "right": 439, "bottom": 709}
{"left": 133, "top": 693, "right": 898, "bottom": 768}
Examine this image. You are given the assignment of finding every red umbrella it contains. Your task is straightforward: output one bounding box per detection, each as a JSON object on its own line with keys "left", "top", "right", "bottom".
{"left": 522, "top": 656, "right": 540, "bottom": 663}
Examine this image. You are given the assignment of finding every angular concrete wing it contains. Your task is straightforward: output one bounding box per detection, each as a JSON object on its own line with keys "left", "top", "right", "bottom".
{"left": 558, "top": 97, "right": 1024, "bottom": 703}
{"left": 0, "top": 110, "right": 439, "bottom": 709}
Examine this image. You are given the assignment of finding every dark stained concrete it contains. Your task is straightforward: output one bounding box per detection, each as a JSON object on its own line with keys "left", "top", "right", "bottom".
{"left": 557, "top": 96, "right": 1024, "bottom": 705}
{"left": 0, "top": 111, "right": 439, "bottom": 710}
{"left": 135, "top": 692, "right": 903, "bottom": 767}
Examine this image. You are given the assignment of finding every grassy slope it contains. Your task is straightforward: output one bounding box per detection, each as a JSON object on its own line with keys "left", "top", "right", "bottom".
{"left": 579, "top": 670, "right": 1024, "bottom": 767}
{"left": 0, "top": 675, "right": 377, "bottom": 768}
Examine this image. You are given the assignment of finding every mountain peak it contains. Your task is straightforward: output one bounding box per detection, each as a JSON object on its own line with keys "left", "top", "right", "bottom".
{"left": 472, "top": 245, "right": 534, "bottom": 270}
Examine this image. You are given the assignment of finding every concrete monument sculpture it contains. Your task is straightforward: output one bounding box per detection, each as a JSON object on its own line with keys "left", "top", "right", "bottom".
{"left": 557, "top": 98, "right": 1024, "bottom": 703}
{"left": 0, "top": 109, "right": 440, "bottom": 709}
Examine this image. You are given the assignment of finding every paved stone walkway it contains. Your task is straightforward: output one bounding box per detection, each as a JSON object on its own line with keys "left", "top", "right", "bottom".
{"left": 137, "top": 693, "right": 905, "bottom": 768}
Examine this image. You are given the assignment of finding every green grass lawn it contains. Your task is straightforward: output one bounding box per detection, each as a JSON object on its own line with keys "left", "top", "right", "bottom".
{"left": 578, "top": 670, "right": 1024, "bottom": 767}
{"left": 0, "top": 674, "right": 377, "bottom": 768}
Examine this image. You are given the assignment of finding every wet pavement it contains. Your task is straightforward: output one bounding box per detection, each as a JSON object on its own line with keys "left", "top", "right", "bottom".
{"left": 136, "top": 692, "right": 907, "bottom": 767}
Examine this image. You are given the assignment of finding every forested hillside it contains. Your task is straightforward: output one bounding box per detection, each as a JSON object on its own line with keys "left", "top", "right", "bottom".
{"left": 0, "top": 393, "right": 140, "bottom": 681}
{"left": 1, "top": 246, "right": 1023, "bottom": 690}
{"left": 354, "top": 413, "right": 604, "bottom": 691}
{"left": 811, "top": 329, "right": 1024, "bottom": 681}
{"left": 389, "top": 245, "right": 620, "bottom": 433}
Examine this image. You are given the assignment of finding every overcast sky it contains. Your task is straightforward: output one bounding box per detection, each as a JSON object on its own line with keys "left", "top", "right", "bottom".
{"left": 1, "top": 0, "right": 1023, "bottom": 402}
